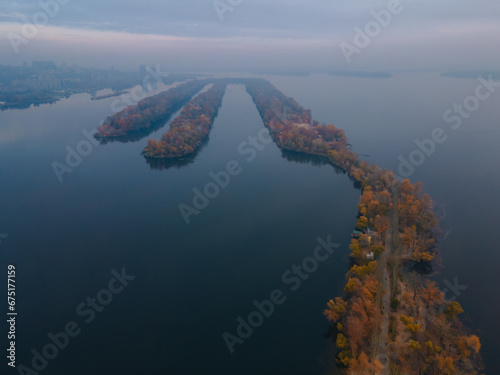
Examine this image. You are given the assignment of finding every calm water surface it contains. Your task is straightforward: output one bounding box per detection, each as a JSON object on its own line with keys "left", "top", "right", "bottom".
{"left": 0, "top": 74, "right": 498, "bottom": 374}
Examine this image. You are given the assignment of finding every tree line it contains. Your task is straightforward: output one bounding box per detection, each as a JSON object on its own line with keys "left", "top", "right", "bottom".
{"left": 142, "top": 80, "right": 227, "bottom": 158}
{"left": 322, "top": 153, "right": 481, "bottom": 374}
{"left": 95, "top": 79, "right": 208, "bottom": 138}
{"left": 241, "top": 78, "right": 482, "bottom": 374}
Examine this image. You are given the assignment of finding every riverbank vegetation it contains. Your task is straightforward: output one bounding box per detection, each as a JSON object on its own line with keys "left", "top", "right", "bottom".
{"left": 143, "top": 80, "right": 227, "bottom": 158}
{"left": 241, "top": 79, "right": 482, "bottom": 374}
{"left": 244, "top": 78, "right": 349, "bottom": 156}
{"left": 95, "top": 79, "right": 208, "bottom": 138}
{"left": 322, "top": 143, "right": 482, "bottom": 374}
{"left": 325, "top": 176, "right": 481, "bottom": 374}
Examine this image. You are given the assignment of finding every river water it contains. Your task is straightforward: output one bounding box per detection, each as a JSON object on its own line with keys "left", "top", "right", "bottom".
{"left": 0, "top": 73, "right": 498, "bottom": 374}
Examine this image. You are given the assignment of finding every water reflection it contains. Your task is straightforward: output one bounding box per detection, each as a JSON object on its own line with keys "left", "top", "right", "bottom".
{"left": 96, "top": 128, "right": 162, "bottom": 144}
{"left": 144, "top": 137, "right": 209, "bottom": 170}
{"left": 145, "top": 155, "right": 195, "bottom": 171}
{"left": 280, "top": 150, "right": 363, "bottom": 191}
{"left": 281, "top": 149, "right": 331, "bottom": 167}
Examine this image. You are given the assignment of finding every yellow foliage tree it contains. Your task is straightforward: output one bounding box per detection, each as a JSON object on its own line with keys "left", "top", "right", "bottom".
{"left": 324, "top": 297, "right": 347, "bottom": 322}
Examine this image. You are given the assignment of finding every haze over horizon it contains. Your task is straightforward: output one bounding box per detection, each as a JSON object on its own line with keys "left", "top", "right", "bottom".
{"left": 1, "top": 0, "right": 499, "bottom": 72}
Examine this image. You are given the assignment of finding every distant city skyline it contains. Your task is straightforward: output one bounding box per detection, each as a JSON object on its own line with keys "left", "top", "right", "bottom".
{"left": 0, "top": 0, "right": 499, "bottom": 72}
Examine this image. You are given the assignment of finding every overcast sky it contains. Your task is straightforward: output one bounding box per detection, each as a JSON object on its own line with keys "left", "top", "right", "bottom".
{"left": 0, "top": 0, "right": 499, "bottom": 72}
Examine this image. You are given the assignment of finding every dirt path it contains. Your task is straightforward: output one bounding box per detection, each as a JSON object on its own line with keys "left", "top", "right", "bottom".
{"left": 378, "top": 232, "right": 391, "bottom": 374}
{"left": 377, "top": 183, "right": 399, "bottom": 374}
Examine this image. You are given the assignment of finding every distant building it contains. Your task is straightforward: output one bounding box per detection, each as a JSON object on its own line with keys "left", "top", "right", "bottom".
{"left": 32, "top": 61, "right": 57, "bottom": 71}
{"left": 12, "top": 75, "right": 74, "bottom": 90}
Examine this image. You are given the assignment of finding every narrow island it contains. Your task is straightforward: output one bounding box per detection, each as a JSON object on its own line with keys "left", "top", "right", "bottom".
{"left": 95, "top": 78, "right": 482, "bottom": 373}
{"left": 243, "top": 78, "right": 349, "bottom": 157}
{"left": 143, "top": 80, "right": 227, "bottom": 158}
{"left": 95, "top": 79, "right": 209, "bottom": 138}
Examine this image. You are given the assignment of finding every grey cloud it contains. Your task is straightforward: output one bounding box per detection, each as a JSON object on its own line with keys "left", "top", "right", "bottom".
{"left": 1, "top": 0, "right": 499, "bottom": 72}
